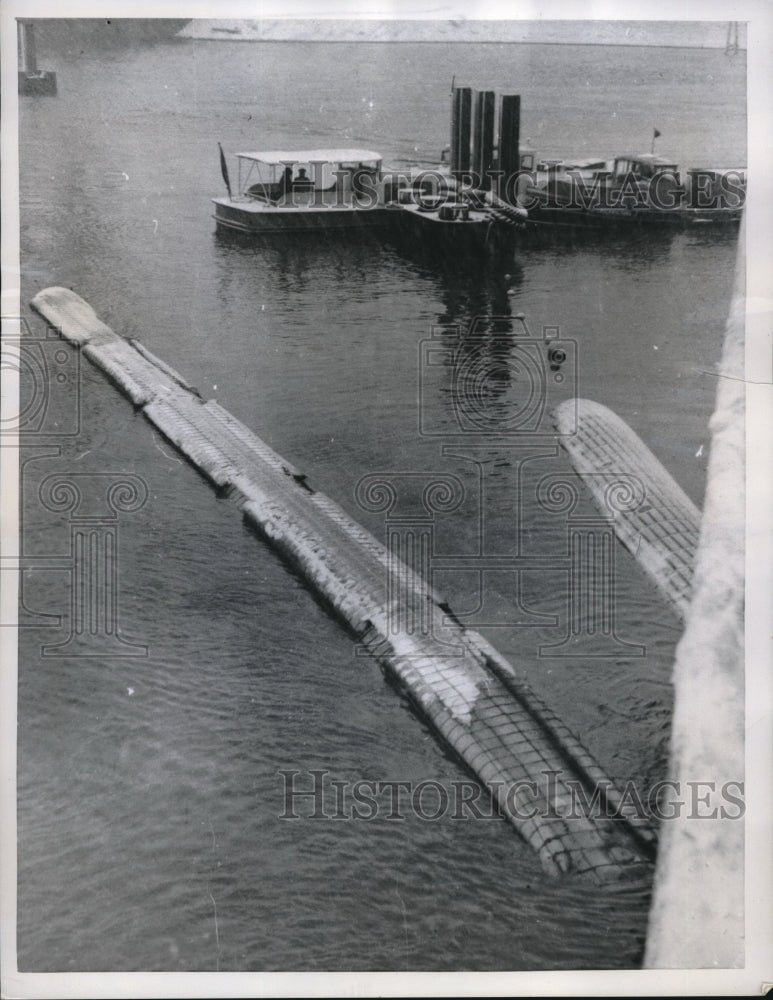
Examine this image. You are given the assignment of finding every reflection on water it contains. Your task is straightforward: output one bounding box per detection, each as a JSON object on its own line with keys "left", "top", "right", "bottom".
{"left": 519, "top": 223, "right": 678, "bottom": 266}
{"left": 393, "top": 236, "right": 521, "bottom": 326}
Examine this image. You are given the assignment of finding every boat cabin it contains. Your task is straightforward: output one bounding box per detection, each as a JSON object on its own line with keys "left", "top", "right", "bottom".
{"left": 611, "top": 154, "right": 679, "bottom": 180}
{"left": 235, "top": 149, "right": 383, "bottom": 206}
{"left": 682, "top": 166, "right": 747, "bottom": 211}
{"left": 684, "top": 166, "right": 747, "bottom": 191}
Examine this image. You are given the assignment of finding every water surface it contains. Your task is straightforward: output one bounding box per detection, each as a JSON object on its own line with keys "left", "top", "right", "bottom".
{"left": 17, "top": 28, "right": 744, "bottom": 971}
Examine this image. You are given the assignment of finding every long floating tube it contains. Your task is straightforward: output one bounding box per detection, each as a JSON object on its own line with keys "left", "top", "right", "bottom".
{"left": 32, "top": 286, "right": 656, "bottom": 884}
{"left": 553, "top": 398, "right": 701, "bottom": 621}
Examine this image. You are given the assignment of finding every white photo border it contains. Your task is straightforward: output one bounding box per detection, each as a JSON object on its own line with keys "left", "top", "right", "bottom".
{"left": 2, "top": 1, "right": 771, "bottom": 996}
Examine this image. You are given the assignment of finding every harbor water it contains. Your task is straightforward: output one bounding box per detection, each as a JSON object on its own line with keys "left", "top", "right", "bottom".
{"left": 16, "top": 27, "right": 745, "bottom": 971}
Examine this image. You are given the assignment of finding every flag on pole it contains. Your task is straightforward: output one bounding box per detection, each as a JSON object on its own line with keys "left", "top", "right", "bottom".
{"left": 218, "top": 142, "right": 232, "bottom": 199}
{"left": 651, "top": 128, "right": 661, "bottom": 154}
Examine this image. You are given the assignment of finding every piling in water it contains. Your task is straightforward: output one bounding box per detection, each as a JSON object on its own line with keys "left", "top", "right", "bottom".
{"left": 18, "top": 19, "right": 38, "bottom": 72}
{"left": 17, "top": 20, "right": 57, "bottom": 96}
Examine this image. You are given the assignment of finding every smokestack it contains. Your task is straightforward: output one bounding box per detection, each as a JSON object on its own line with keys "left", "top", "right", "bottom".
{"left": 473, "top": 90, "right": 496, "bottom": 190}
{"left": 450, "top": 86, "right": 472, "bottom": 175}
{"left": 498, "top": 94, "right": 521, "bottom": 203}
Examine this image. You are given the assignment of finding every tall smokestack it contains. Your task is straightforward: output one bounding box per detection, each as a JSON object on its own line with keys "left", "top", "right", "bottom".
{"left": 473, "top": 90, "right": 496, "bottom": 190}
{"left": 498, "top": 94, "right": 521, "bottom": 203}
{"left": 450, "top": 86, "right": 472, "bottom": 175}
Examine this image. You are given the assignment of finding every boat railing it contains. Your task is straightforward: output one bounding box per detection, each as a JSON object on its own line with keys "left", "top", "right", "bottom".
{"left": 241, "top": 183, "right": 384, "bottom": 210}
{"left": 246, "top": 182, "right": 279, "bottom": 202}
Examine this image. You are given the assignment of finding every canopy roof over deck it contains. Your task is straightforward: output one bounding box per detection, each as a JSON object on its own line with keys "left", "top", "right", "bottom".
{"left": 235, "top": 149, "right": 382, "bottom": 164}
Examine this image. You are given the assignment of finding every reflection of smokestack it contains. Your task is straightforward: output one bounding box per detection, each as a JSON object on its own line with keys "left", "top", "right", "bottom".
{"left": 498, "top": 94, "right": 521, "bottom": 203}
{"left": 18, "top": 20, "right": 38, "bottom": 73}
{"left": 450, "top": 86, "right": 472, "bottom": 174}
{"left": 473, "top": 90, "right": 495, "bottom": 190}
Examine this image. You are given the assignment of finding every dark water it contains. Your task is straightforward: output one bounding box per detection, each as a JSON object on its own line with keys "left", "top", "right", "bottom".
{"left": 16, "top": 30, "right": 744, "bottom": 972}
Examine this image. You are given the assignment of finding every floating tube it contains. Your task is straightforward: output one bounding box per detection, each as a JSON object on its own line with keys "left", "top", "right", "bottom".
{"left": 552, "top": 399, "right": 701, "bottom": 621}
{"left": 31, "top": 286, "right": 656, "bottom": 884}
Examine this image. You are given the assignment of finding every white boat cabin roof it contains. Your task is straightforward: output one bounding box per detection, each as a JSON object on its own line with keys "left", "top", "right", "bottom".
{"left": 236, "top": 149, "right": 382, "bottom": 165}
{"left": 685, "top": 165, "right": 747, "bottom": 175}
{"left": 615, "top": 154, "right": 679, "bottom": 169}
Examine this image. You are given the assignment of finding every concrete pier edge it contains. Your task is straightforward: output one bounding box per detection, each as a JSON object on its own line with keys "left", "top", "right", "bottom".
{"left": 643, "top": 222, "right": 746, "bottom": 968}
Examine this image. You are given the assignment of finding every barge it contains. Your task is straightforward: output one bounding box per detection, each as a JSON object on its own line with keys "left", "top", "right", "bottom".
{"left": 521, "top": 154, "right": 745, "bottom": 228}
